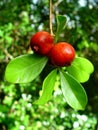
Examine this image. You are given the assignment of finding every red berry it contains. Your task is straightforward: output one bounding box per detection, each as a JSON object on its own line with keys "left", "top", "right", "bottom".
{"left": 30, "top": 31, "right": 54, "bottom": 55}
{"left": 49, "top": 42, "right": 75, "bottom": 66}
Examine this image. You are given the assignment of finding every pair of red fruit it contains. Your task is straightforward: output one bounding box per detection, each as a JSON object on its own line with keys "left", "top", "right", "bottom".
{"left": 30, "top": 31, "right": 75, "bottom": 67}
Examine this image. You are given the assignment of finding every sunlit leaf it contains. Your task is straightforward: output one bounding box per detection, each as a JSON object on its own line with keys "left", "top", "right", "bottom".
{"left": 60, "top": 70, "right": 88, "bottom": 110}
{"left": 35, "top": 69, "right": 57, "bottom": 105}
{"left": 67, "top": 57, "right": 94, "bottom": 83}
{"left": 5, "top": 54, "right": 48, "bottom": 83}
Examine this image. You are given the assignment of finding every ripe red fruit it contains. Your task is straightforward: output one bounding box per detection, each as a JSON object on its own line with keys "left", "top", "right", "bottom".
{"left": 49, "top": 42, "right": 75, "bottom": 66}
{"left": 30, "top": 31, "right": 54, "bottom": 55}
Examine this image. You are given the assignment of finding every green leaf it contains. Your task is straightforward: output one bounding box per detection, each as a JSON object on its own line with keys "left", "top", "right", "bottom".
{"left": 0, "top": 104, "right": 9, "bottom": 113}
{"left": 55, "top": 15, "right": 67, "bottom": 43}
{"left": 35, "top": 69, "right": 57, "bottom": 105}
{"left": 56, "top": 15, "right": 67, "bottom": 33}
{"left": 5, "top": 54, "right": 48, "bottom": 83}
{"left": 60, "top": 70, "right": 88, "bottom": 110}
{"left": 67, "top": 57, "right": 94, "bottom": 83}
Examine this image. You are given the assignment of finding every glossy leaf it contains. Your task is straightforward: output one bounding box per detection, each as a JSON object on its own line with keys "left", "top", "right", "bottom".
{"left": 60, "top": 71, "right": 88, "bottom": 110}
{"left": 5, "top": 54, "right": 48, "bottom": 83}
{"left": 56, "top": 15, "right": 67, "bottom": 33}
{"left": 67, "top": 57, "right": 94, "bottom": 83}
{"left": 55, "top": 15, "right": 67, "bottom": 43}
{"left": 35, "top": 69, "right": 57, "bottom": 105}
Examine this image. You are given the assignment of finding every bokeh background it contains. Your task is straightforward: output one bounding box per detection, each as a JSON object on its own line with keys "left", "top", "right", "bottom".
{"left": 0, "top": 0, "right": 98, "bottom": 129}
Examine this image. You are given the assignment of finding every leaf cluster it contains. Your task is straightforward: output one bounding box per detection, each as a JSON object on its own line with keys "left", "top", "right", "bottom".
{"left": 5, "top": 16, "right": 94, "bottom": 110}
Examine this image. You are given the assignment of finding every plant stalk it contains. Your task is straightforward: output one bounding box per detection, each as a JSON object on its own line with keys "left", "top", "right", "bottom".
{"left": 49, "top": 0, "right": 54, "bottom": 36}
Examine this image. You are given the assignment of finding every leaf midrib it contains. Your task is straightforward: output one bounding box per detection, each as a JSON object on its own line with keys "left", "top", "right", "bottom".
{"left": 60, "top": 71, "right": 87, "bottom": 109}
{"left": 8, "top": 57, "right": 47, "bottom": 75}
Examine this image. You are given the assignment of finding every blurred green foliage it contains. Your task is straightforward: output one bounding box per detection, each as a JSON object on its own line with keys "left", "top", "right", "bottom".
{"left": 0, "top": 0, "right": 98, "bottom": 129}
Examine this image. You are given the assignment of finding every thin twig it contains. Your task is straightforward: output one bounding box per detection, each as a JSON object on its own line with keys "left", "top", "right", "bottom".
{"left": 3, "top": 49, "right": 13, "bottom": 60}
{"left": 49, "top": 0, "right": 54, "bottom": 36}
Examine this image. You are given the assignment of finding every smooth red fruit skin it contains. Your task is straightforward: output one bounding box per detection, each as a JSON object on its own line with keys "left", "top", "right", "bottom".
{"left": 30, "top": 31, "right": 54, "bottom": 55}
{"left": 49, "top": 42, "right": 75, "bottom": 66}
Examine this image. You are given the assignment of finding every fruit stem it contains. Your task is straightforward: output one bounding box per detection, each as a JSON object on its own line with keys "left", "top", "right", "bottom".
{"left": 49, "top": 0, "right": 54, "bottom": 37}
